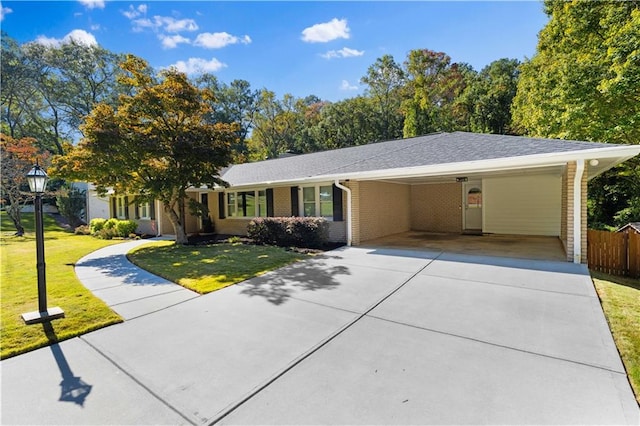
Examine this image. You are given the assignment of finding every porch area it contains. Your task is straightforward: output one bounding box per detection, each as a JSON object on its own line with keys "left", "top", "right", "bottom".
{"left": 361, "top": 231, "right": 567, "bottom": 262}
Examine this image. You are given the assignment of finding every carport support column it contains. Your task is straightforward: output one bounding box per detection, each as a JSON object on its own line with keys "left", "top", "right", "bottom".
{"left": 572, "top": 159, "right": 585, "bottom": 264}
{"left": 335, "top": 179, "right": 352, "bottom": 246}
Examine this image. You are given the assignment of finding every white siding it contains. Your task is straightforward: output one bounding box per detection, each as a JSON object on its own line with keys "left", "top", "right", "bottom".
{"left": 483, "top": 174, "right": 561, "bottom": 236}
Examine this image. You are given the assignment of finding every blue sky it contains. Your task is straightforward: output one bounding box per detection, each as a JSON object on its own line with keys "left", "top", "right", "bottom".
{"left": 1, "top": 1, "right": 549, "bottom": 102}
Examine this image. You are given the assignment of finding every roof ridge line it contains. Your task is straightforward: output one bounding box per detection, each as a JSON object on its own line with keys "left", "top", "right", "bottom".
{"left": 310, "top": 132, "right": 449, "bottom": 179}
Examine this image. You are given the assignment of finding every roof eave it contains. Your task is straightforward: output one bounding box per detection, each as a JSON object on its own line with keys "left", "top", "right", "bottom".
{"left": 221, "top": 145, "right": 640, "bottom": 189}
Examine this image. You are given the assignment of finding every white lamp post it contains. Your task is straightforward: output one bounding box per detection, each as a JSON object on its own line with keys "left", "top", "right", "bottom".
{"left": 21, "top": 162, "right": 65, "bottom": 325}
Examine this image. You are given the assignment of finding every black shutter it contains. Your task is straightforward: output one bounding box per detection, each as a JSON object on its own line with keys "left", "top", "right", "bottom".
{"left": 135, "top": 201, "right": 140, "bottom": 219}
{"left": 124, "top": 196, "right": 130, "bottom": 219}
{"left": 150, "top": 201, "right": 156, "bottom": 220}
{"left": 332, "top": 184, "right": 343, "bottom": 222}
{"left": 110, "top": 197, "right": 116, "bottom": 218}
{"left": 266, "top": 188, "right": 274, "bottom": 217}
{"left": 218, "top": 192, "right": 226, "bottom": 219}
{"left": 290, "top": 186, "right": 299, "bottom": 216}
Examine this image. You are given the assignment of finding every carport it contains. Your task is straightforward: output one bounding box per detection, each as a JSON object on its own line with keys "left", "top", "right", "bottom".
{"left": 363, "top": 231, "right": 567, "bottom": 261}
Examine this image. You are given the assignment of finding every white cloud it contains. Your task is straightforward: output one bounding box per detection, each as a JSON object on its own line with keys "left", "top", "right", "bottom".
{"left": 301, "top": 18, "right": 349, "bottom": 43}
{"left": 321, "top": 47, "right": 364, "bottom": 59}
{"left": 90, "top": 24, "right": 101, "bottom": 31}
{"left": 340, "top": 80, "right": 358, "bottom": 91}
{"left": 155, "top": 16, "right": 198, "bottom": 32}
{"left": 169, "top": 57, "right": 227, "bottom": 75}
{"left": 160, "top": 34, "right": 190, "bottom": 49}
{"left": 122, "top": 4, "right": 147, "bottom": 19}
{"left": 34, "top": 29, "right": 98, "bottom": 48}
{"left": 194, "top": 32, "right": 251, "bottom": 49}
{"left": 78, "top": 0, "right": 105, "bottom": 10}
{"left": 129, "top": 14, "right": 198, "bottom": 33}
{"left": 1, "top": 4, "right": 13, "bottom": 21}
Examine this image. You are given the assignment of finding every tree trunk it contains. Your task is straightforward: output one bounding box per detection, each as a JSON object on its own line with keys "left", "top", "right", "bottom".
{"left": 7, "top": 203, "right": 25, "bottom": 236}
{"left": 163, "top": 201, "right": 188, "bottom": 244}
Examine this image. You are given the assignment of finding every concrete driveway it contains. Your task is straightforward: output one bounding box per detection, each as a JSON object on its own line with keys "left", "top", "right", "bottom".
{"left": 2, "top": 246, "right": 638, "bottom": 425}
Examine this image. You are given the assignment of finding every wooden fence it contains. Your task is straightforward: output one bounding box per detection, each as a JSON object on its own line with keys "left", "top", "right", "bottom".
{"left": 588, "top": 229, "right": 640, "bottom": 278}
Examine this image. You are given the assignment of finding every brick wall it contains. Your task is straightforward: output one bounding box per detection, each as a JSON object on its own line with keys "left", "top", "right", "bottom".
{"left": 353, "top": 180, "right": 411, "bottom": 243}
{"left": 410, "top": 183, "right": 462, "bottom": 233}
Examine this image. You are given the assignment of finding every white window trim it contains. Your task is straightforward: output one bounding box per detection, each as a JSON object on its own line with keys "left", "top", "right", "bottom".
{"left": 138, "top": 201, "right": 151, "bottom": 220}
{"left": 116, "top": 196, "right": 127, "bottom": 219}
{"left": 225, "top": 190, "right": 267, "bottom": 219}
{"left": 299, "top": 184, "right": 334, "bottom": 221}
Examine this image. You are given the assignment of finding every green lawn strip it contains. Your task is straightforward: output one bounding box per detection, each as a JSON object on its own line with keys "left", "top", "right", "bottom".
{"left": 128, "top": 241, "right": 307, "bottom": 294}
{"left": 1, "top": 212, "right": 124, "bottom": 359}
{"left": 591, "top": 271, "right": 640, "bottom": 404}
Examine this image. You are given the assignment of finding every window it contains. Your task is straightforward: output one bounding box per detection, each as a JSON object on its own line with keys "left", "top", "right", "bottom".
{"left": 116, "top": 196, "right": 126, "bottom": 219}
{"left": 301, "top": 185, "right": 333, "bottom": 220}
{"left": 138, "top": 202, "right": 150, "bottom": 219}
{"left": 226, "top": 190, "right": 268, "bottom": 218}
{"left": 467, "top": 187, "right": 482, "bottom": 208}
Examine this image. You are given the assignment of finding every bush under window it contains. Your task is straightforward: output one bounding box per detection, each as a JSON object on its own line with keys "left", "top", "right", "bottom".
{"left": 247, "top": 217, "right": 328, "bottom": 248}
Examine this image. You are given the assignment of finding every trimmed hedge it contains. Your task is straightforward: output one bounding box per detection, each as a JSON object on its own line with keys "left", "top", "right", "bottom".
{"left": 89, "top": 218, "right": 138, "bottom": 239}
{"left": 247, "top": 217, "right": 329, "bottom": 248}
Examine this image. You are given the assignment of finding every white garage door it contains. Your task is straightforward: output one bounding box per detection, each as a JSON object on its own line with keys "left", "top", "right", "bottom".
{"left": 483, "top": 174, "right": 561, "bottom": 236}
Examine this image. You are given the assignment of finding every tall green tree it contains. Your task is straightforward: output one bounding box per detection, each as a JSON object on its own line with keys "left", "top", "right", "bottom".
{"left": 197, "top": 75, "right": 259, "bottom": 162}
{"left": 463, "top": 58, "right": 520, "bottom": 134}
{"left": 512, "top": 0, "right": 640, "bottom": 226}
{"left": 52, "top": 56, "right": 237, "bottom": 244}
{"left": 361, "top": 54, "right": 405, "bottom": 141}
{"left": 402, "top": 49, "right": 469, "bottom": 137}
{"left": 249, "top": 90, "right": 300, "bottom": 160}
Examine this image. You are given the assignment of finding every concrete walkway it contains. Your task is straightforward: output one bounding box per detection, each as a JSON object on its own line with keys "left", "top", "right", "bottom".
{"left": 74, "top": 239, "right": 200, "bottom": 320}
{"left": 1, "top": 243, "right": 638, "bottom": 425}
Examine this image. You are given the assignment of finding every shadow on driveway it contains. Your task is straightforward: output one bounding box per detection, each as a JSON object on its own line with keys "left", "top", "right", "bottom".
{"left": 238, "top": 258, "right": 350, "bottom": 305}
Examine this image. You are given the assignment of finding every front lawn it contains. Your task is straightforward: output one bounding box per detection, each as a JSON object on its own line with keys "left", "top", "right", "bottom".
{"left": 592, "top": 271, "right": 640, "bottom": 404}
{"left": 128, "top": 240, "right": 306, "bottom": 293}
{"left": 1, "top": 212, "right": 123, "bottom": 359}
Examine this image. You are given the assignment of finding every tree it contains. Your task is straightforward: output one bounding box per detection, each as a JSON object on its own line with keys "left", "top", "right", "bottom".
{"left": 249, "top": 90, "right": 300, "bottom": 160}
{"left": 361, "top": 54, "right": 405, "bottom": 140}
{"left": 52, "top": 55, "right": 237, "bottom": 244}
{"left": 512, "top": 0, "right": 640, "bottom": 226}
{"left": 0, "top": 133, "right": 48, "bottom": 236}
{"left": 197, "top": 75, "right": 260, "bottom": 162}
{"left": 401, "top": 49, "right": 469, "bottom": 137}
{"left": 462, "top": 58, "right": 520, "bottom": 134}
{"left": 310, "top": 97, "right": 382, "bottom": 150}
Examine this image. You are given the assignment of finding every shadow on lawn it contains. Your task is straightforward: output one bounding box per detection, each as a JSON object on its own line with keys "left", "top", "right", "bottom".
{"left": 42, "top": 323, "right": 93, "bottom": 407}
{"left": 238, "top": 257, "right": 350, "bottom": 305}
{"left": 76, "top": 254, "right": 173, "bottom": 287}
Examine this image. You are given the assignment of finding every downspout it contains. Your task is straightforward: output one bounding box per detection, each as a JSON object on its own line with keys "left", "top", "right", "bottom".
{"left": 573, "top": 159, "right": 585, "bottom": 264}
{"left": 156, "top": 199, "right": 162, "bottom": 237}
{"left": 334, "top": 179, "right": 352, "bottom": 246}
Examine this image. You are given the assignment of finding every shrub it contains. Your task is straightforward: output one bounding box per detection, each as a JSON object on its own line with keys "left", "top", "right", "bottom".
{"left": 104, "top": 218, "right": 119, "bottom": 230}
{"left": 89, "top": 218, "right": 107, "bottom": 233}
{"left": 55, "top": 185, "right": 86, "bottom": 228}
{"left": 97, "top": 227, "right": 117, "bottom": 240}
{"left": 248, "top": 217, "right": 328, "bottom": 248}
{"left": 74, "top": 225, "right": 91, "bottom": 235}
{"left": 115, "top": 220, "right": 138, "bottom": 237}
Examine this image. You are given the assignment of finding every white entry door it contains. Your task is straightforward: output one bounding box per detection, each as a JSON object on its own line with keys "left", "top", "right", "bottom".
{"left": 463, "top": 182, "right": 483, "bottom": 231}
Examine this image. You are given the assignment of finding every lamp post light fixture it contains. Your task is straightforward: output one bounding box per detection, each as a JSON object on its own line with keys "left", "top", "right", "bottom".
{"left": 21, "top": 162, "right": 65, "bottom": 325}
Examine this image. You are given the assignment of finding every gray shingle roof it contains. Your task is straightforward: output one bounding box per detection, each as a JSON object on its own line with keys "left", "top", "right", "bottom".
{"left": 220, "top": 131, "right": 613, "bottom": 187}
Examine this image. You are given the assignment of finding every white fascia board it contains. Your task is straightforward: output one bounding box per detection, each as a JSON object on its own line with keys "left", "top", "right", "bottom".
{"left": 223, "top": 145, "right": 640, "bottom": 189}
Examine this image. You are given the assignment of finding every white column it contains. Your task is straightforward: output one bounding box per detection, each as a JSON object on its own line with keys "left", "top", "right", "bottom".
{"left": 572, "top": 159, "right": 585, "bottom": 263}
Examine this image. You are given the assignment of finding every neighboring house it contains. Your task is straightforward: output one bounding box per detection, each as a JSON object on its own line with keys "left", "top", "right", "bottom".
{"left": 111, "top": 131, "right": 640, "bottom": 264}
{"left": 616, "top": 222, "right": 640, "bottom": 235}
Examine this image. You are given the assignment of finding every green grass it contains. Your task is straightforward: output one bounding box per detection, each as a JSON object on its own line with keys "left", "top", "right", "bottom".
{"left": 128, "top": 240, "right": 306, "bottom": 293}
{"left": 1, "top": 212, "right": 123, "bottom": 359}
{"left": 591, "top": 271, "right": 640, "bottom": 404}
